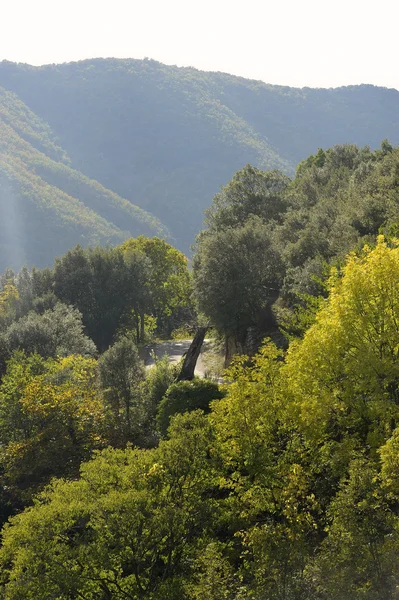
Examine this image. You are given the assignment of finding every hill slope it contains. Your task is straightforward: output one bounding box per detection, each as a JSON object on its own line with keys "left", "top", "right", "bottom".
{"left": 0, "top": 86, "right": 166, "bottom": 271}
{"left": 1, "top": 59, "right": 399, "bottom": 254}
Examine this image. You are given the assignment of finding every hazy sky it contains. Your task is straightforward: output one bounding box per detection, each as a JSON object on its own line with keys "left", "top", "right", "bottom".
{"left": 2, "top": 0, "right": 398, "bottom": 90}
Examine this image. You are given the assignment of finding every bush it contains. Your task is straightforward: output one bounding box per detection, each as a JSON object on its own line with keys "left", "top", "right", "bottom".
{"left": 156, "top": 378, "right": 224, "bottom": 437}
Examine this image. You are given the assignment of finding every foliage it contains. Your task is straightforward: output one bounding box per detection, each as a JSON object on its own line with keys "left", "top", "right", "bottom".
{"left": 0, "top": 352, "right": 107, "bottom": 505}
{"left": 304, "top": 459, "right": 398, "bottom": 600}
{"left": 53, "top": 244, "right": 150, "bottom": 350}
{"left": 0, "top": 303, "right": 96, "bottom": 371}
{"left": 204, "top": 165, "right": 289, "bottom": 230}
{"left": 141, "top": 354, "right": 178, "bottom": 439}
{"left": 4, "top": 238, "right": 399, "bottom": 596}
{"left": 121, "top": 236, "right": 192, "bottom": 341}
{"left": 0, "top": 411, "right": 216, "bottom": 599}
{"left": 0, "top": 282, "right": 19, "bottom": 329}
{"left": 283, "top": 237, "right": 399, "bottom": 448}
{"left": 4, "top": 76, "right": 399, "bottom": 596}
{"left": 156, "top": 378, "right": 224, "bottom": 437}
{"left": 194, "top": 142, "right": 399, "bottom": 362}
{"left": 50, "top": 240, "right": 191, "bottom": 349}
{"left": 193, "top": 216, "right": 284, "bottom": 353}
{"left": 98, "top": 337, "right": 146, "bottom": 445}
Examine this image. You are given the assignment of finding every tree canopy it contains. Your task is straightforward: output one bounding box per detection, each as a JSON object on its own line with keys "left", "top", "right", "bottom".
{"left": 3, "top": 235, "right": 399, "bottom": 597}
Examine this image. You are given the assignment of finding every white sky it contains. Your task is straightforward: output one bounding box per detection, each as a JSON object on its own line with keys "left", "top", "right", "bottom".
{"left": 1, "top": 0, "right": 398, "bottom": 90}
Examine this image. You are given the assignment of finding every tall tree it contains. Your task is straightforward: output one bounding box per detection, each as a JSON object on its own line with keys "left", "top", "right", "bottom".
{"left": 121, "top": 236, "right": 191, "bottom": 341}
{"left": 53, "top": 244, "right": 149, "bottom": 350}
{"left": 193, "top": 217, "right": 284, "bottom": 362}
{"left": 98, "top": 337, "right": 146, "bottom": 445}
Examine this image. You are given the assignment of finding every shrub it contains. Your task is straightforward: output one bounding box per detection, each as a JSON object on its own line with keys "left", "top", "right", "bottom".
{"left": 156, "top": 378, "right": 224, "bottom": 437}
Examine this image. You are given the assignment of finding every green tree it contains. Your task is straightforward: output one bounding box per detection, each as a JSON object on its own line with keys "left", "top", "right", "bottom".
{"left": 121, "top": 236, "right": 192, "bottom": 341}
{"left": 2, "top": 303, "right": 96, "bottom": 364}
{"left": 0, "top": 281, "right": 19, "bottom": 330}
{"left": 98, "top": 336, "right": 146, "bottom": 445}
{"left": 193, "top": 217, "right": 284, "bottom": 362}
{"left": 283, "top": 236, "right": 399, "bottom": 449}
{"left": 305, "top": 460, "right": 397, "bottom": 600}
{"left": 53, "top": 244, "right": 149, "bottom": 351}
{"left": 141, "top": 354, "right": 178, "bottom": 442}
{"left": 156, "top": 378, "right": 224, "bottom": 437}
{"left": 204, "top": 165, "right": 289, "bottom": 231}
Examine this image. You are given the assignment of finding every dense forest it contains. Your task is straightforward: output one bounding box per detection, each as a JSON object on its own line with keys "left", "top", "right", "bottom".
{"left": 2, "top": 142, "right": 399, "bottom": 597}
{"left": 2, "top": 58, "right": 399, "bottom": 260}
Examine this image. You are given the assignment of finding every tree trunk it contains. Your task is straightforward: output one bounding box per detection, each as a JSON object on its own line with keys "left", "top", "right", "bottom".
{"left": 177, "top": 327, "right": 208, "bottom": 381}
{"left": 224, "top": 333, "right": 239, "bottom": 367}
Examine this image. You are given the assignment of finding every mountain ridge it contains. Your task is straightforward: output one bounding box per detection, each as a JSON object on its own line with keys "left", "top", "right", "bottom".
{"left": 1, "top": 58, "right": 399, "bottom": 265}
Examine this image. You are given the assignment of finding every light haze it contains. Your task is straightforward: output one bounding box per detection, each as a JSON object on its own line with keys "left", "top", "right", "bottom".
{"left": 2, "top": 0, "right": 398, "bottom": 90}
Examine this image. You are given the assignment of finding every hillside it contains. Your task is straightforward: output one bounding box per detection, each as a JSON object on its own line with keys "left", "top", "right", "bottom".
{"left": 2, "top": 58, "right": 399, "bottom": 254}
{"left": 0, "top": 86, "right": 166, "bottom": 272}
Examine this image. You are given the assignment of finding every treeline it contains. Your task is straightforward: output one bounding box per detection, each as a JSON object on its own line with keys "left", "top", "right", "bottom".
{"left": 0, "top": 235, "right": 191, "bottom": 353}
{"left": 3, "top": 143, "right": 399, "bottom": 598}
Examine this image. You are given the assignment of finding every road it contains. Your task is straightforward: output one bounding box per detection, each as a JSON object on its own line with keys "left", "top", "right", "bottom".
{"left": 143, "top": 339, "right": 209, "bottom": 378}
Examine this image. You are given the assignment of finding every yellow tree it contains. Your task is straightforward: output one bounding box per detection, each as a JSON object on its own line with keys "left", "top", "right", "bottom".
{"left": 0, "top": 352, "right": 107, "bottom": 504}
{"left": 0, "top": 282, "right": 19, "bottom": 328}
{"left": 284, "top": 236, "right": 399, "bottom": 450}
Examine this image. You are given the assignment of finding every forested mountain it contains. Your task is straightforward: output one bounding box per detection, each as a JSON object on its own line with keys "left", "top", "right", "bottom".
{"left": 0, "top": 87, "right": 166, "bottom": 271}
{"left": 1, "top": 58, "right": 399, "bottom": 257}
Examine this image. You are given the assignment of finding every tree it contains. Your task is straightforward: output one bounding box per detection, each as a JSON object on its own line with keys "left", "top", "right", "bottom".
{"left": 305, "top": 459, "right": 397, "bottom": 600}
{"left": 193, "top": 217, "right": 284, "bottom": 362}
{"left": 53, "top": 244, "right": 149, "bottom": 351}
{"left": 52, "top": 239, "right": 191, "bottom": 349}
{"left": 204, "top": 165, "right": 289, "bottom": 231}
{"left": 140, "top": 354, "right": 178, "bottom": 443}
{"left": 98, "top": 337, "right": 146, "bottom": 445}
{"left": 3, "top": 303, "right": 96, "bottom": 361}
{"left": 283, "top": 236, "right": 399, "bottom": 449}
{"left": 0, "top": 352, "right": 107, "bottom": 505}
{"left": 156, "top": 378, "right": 224, "bottom": 437}
{"left": 192, "top": 165, "right": 290, "bottom": 362}
{"left": 121, "top": 236, "right": 192, "bottom": 341}
{"left": 0, "top": 280, "right": 19, "bottom": 330}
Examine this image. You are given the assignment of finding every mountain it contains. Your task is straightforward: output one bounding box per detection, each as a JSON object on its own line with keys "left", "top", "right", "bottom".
{"left": 1, "top": 58, "right": 399, "bottom": 262}
{"left": 0, "top": 86, "right": 166, "bottom": 271}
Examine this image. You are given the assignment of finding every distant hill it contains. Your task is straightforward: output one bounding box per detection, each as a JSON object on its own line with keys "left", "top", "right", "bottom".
{"left": 1, "top": 58, "right": 399, "bottom": 261}
{"left": 0, "top": 86, "right": 166, "bottom": 271}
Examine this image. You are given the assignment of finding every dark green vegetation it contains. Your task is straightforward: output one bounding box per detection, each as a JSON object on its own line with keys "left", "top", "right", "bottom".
{"left": 156, "top": 379, "right": 224, "bottom": 437}
{"left": 2, "top": 58, "right": 399, "bottom": 261}
{"left": 4, "top": 144, "right": 399, "bottom": 597}
{"left": 194, "top": 143, "right": 399, "bottom": 356}
{"left": 0, "top": 236, "right": 191, "bottom": 517}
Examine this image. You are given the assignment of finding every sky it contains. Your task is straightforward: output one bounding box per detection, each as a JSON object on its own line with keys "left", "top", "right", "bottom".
{"left": 1, "top": 0, "right": 398, "bottom": 90}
